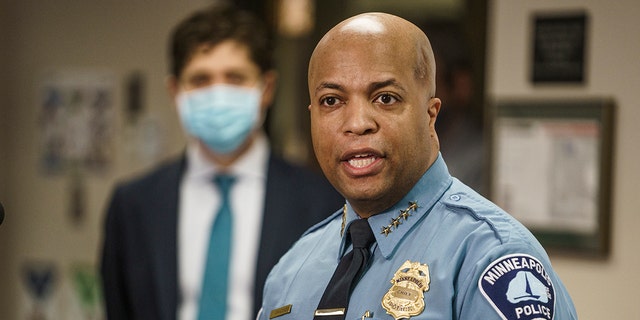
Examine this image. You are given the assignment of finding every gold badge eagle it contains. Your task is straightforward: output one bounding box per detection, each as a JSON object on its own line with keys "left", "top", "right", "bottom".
{"left": 382, "top": 260, "right": 430, "bottom": 319}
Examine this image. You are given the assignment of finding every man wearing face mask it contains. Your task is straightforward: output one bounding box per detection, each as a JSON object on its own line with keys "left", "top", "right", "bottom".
{"left": 100, "top": 3, "right": 343, "bottom": 320}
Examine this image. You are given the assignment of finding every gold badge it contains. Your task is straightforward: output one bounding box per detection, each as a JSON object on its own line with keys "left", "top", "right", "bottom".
{"left": 382, "top": 260, "right": 430, "bottom": 319}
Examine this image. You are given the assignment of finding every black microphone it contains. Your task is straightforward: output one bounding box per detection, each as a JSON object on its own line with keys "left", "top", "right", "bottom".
{"left": 0, "top": 202, "right": 4, "bottom": 225}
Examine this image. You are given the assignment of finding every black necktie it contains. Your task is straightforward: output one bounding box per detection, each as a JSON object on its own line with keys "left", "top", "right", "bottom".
{"left": 314, "top": 219, "right": 376, "bottom": 319}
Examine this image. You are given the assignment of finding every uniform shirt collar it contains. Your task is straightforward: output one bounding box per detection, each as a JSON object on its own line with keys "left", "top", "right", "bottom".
{"left": 339, "top": 153, "right": 452, "bottom": 259}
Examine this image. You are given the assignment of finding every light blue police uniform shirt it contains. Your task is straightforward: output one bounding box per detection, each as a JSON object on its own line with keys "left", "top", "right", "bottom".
{"left": 260, "top": 154, "right": 577, "bottom": 320}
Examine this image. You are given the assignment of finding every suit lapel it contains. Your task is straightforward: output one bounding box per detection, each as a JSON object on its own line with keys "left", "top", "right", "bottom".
{"left": 254, "top": 155, "right": 285, "bottom": 314}
{"left": 149, "top": 157, "right": 184, "bottom": 320}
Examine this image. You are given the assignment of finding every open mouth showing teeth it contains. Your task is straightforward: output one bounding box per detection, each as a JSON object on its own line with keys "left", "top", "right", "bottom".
{"left": 348, "top": 155, "right": 377, "bottom": 168}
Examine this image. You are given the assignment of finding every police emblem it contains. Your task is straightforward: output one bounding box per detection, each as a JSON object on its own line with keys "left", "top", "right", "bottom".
{"left": 479, "top": 254, "right": 555, "bottom": 320}
{"left": 382, "top": 260, "right": 430, "bottom": 319}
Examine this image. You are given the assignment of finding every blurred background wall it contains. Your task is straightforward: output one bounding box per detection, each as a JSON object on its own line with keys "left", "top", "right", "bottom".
{"left": 0, "top": 1, "right": 210, "bottom": 318}
{"left": 0, "top": 0, "right": 638, "bottom": 318}
{"left": 487, "top": 1, "right": 640, "bottom": 318}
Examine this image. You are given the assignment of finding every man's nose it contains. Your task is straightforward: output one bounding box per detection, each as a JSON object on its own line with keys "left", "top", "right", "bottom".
{"left": 342, "top": 98, "right": 379, "bottom": 136}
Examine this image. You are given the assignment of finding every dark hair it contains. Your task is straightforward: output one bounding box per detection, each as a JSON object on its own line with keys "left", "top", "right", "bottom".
{"left": 168, "top": 2, "right": 273, "bottom": 78}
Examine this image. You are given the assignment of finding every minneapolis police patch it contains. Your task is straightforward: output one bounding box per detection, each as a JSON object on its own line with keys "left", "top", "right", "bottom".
{"left": 479, "top": 254, "right": 555, "bottom": 320}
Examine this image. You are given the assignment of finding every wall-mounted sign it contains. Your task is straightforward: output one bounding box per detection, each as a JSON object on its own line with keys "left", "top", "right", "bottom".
{"left": 531, "top": 12, "right": 588, "bottom": 84}
{"left": 39, "top": 69, "right": 115, "bottom": 174}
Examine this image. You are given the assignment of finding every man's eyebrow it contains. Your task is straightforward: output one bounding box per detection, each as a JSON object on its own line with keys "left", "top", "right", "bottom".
{"left": 315, "top": 82, "right": 344, "bottom": 94}
{"left": 315, "top": 79, "right": 405, "bottom": 95}
{"left": 369, "top": 79, "right": 405, "bottom": 92}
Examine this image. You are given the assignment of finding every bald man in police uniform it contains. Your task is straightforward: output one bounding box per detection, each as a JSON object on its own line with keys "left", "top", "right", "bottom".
{"left": 258, "top": 12, "right": 577, "bottom": 320}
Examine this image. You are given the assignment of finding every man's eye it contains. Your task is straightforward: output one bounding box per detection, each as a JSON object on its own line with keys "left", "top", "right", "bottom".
{"left": 321, "top": 96, "right": 340, "bottom": 106}
{"left": 375, "top": 93, "right": 398, "bottom": 105}
{"left": 226, "top": 73, "right": 248, "bottom": 85}
{"left": 186, "top": 74, "right": 211, "bottom": 88}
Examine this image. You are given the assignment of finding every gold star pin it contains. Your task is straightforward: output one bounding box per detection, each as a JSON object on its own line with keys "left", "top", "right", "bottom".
{"left": 380, "top": 201, "right": 420, "bottom": 236}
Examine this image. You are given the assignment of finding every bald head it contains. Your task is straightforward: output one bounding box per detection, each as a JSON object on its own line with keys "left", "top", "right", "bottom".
{"left": 307, "top": 12, "right": 443, "bottom": 216}
{"left": 309, "top": 12, "right": 437, "bottom": 96}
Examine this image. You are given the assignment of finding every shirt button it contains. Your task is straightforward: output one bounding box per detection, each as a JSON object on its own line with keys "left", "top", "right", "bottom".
{"left": 450, "top": 194, "right": 461, "bottom": 201}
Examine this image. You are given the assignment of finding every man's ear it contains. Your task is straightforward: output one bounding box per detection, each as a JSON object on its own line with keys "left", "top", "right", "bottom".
{"left": 166, "top": 75, "right": 179, "bottom": 102}
{"left": 260, "top": 70, "right": 278, "bottom": 109}
{"left": 428, "top": 97, "right": 442, "bottom": 127}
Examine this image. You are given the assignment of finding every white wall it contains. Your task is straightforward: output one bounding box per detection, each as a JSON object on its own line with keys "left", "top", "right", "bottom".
{"left": 487, "top": 0, "right": 640, "bottom": 318}
{"left": 0, "top": 1, "right": 208, "bottom": 319}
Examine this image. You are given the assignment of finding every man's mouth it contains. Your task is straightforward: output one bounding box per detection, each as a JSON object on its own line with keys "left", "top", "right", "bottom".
{"left": 347, "top": 154, "right": 378, "bottom": 168}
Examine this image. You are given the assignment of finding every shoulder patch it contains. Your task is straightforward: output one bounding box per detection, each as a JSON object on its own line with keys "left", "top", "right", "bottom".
{"left": 478, "top": 254, "right": 556, "bottom": 320}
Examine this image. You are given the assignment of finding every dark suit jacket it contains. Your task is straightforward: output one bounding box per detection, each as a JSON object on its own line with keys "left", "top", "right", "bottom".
{"left": 100, "top": 153, "right": 343, "bottom": 320}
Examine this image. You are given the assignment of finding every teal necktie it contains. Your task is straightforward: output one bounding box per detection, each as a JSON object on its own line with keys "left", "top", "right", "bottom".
{"left": 198, "top": 174, "right": 235, "bottom": 320}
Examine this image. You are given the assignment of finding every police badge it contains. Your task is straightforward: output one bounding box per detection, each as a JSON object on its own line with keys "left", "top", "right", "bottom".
{"left": 382, "top": 260, "right": 430, "bottom": 319}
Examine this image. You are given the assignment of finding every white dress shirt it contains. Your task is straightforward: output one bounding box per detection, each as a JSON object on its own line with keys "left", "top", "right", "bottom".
{"left": 178, "top": 134, "right": 268, "bottom": 320}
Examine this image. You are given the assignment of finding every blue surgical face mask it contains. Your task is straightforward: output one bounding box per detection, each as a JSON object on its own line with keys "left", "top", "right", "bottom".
{"left": 177, "top": 84, "right": 261, "bottom": 154}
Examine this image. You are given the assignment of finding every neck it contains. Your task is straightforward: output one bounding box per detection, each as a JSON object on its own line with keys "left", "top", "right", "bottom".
{"left": 199, "top": 133, "right": 256, "bottom": 168}
{"left": 349, "top": 197, "right": 399, "bottom": 219}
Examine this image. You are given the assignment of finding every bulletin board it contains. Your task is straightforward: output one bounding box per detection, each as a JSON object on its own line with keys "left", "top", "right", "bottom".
{"left": 490, "top": 98, "right": 614, "bottom": 257}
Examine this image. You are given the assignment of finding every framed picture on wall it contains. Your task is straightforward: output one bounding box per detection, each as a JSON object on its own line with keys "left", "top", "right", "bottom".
{"left": 531, "top": 11, "right": 588, "bottom": 84}
{"left": 490, "top": 98, "right": 614, "bottom": 257}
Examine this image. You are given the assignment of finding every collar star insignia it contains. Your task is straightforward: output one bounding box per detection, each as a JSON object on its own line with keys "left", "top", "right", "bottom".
{"left": 380, "top": 201, "right": 419, "bottom": 236}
